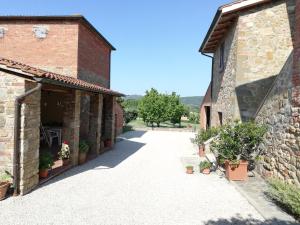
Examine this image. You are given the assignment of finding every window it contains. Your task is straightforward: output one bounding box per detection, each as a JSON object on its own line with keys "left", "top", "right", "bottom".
{"left": 218, "top": 112, "right": 223, "bottom": 126}
{"left": 219, "top": 42, "right": 225, "bottom": 71}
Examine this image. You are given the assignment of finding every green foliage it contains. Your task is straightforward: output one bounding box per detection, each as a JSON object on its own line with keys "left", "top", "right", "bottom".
{"left": 124, "top": 110, "right": 138, "bottom": 124}
{"left": 192, "top": 127, "right": 220, "bottom": 146}
{"left": 186, "top": 165, "right": 193, "bottom": 169}
{"left": 211, "top": 121, "right": 267, "bottom": 163}
{"left": 188, "top": 112, "right": 199, "bottom": 124}
{"left": 267, "top": 178, "right": 300, "bottom": 220}
{"left": 167, "top": 92, "right": 185, "bottom": 126}
{"left": 122, "top": 99, "right": 140, "bottom": 111}
{"left": 138, "top": 89, "right": 185, "bottom": 127}
{"left": 0, "top": 172, "right": 12, "bottom": 182}
{"left": 199, "top": 161, "right": 212, "bottom": 171}
{"left": 39, "top": 152, "right": 54, "bottom": 170}
{"left": 79, "top": 140, "right": 90, "bottom": 153}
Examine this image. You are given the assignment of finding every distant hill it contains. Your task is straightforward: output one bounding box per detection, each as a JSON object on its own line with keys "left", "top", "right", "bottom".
{"left": 125, "top": 95, "right": 203, "bottom": 112}
{"left": 180, "top": 96, "right": 204, "bottom": 108}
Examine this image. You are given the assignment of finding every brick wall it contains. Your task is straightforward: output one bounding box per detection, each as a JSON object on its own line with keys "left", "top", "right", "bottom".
{"left": 0, "top": 18, "right": 113, "bottom": 87}
{"left": 77, "top": 23, "right": 111, "bottom": 88}
{"left": 0, "top": 21, "right": 79, "bottom": 76}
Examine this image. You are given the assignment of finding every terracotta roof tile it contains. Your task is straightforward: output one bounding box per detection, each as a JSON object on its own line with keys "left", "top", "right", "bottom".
{"left": 0, "top": 57, "right": 123, "bottom": 96}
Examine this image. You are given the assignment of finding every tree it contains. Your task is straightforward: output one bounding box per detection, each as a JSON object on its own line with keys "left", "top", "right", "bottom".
{"left": 138, "top": 88, "right": 168, "bottom": 127}
{"left": 188, "top": 112, "right": 199, "bottom": 124}
{"left": 124, "top": 110, "right": 138, "bottom": 124}
{"left": 167, "top": 92, "right": 185, "bottom": 127}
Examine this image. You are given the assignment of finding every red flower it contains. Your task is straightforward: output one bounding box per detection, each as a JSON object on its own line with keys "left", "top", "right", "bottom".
{"left": 63, "top": 141, "right": 69, "bottom": 145}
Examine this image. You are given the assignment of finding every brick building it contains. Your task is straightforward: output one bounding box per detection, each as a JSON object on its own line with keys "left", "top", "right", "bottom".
{"left": 0, "top": 15, "right": 124, "bottom": 194}
{"left": 200, "top": 0, "right": 300, "bottom": 185}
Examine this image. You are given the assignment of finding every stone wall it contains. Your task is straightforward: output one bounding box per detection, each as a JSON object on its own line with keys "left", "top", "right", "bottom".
{"left": 62, "top": 90, "right": 81, "bottom": 166}
{"left": 255, "top": 0, "right": 300, "bottom": 186}
{"left": 114, "top": 102, "right": 124, "bottom": 136}
{"left": 79, "top": 93, "right": 91, "bottom": 140}
{"left": 255, "top": 54, "right": 300, "bottom": 185}
{"left": 20, "top": 81, "right": 41, "bottom": 195}
{"left": 0, "top": 71, "right": 42, "bottom": 194}
{"left": 102, "top": 95, "right": 115, "bottom": 144}
{"left": 211, "top": 23, "right": 238, "bottom": 127}
{"left": 88, "top": 94, "right": 103, "bottom": 155}
{"left": 0, "top": 71, "right": 25, "bottom": 174}
{"left": 235, "top": 0, "right": 294, "bottom": 120}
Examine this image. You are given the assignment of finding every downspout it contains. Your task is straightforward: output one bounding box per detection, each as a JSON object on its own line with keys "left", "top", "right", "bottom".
{"left": 13, "top": 81, "right": 42, "bottom": 196}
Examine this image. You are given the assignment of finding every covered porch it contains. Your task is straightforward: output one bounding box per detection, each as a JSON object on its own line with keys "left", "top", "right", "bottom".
{"left": 37, "top": 83, "right": 117, "bottom": 185}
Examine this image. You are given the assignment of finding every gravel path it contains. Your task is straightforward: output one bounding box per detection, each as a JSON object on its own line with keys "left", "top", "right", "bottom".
{"left": 0, "top": 131, "right": 264, "bottom": 225}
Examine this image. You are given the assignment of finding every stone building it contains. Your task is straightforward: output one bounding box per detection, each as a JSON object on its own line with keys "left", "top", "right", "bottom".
{"left": 200, "top": 0, "right": 300, "bottom": 185}
{"left": 0, "top": 15, "right": 124, "bottom": 195}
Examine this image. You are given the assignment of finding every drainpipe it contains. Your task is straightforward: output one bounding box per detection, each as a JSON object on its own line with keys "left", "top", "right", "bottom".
{"left": 13, "top": 81, "right": 42, "bottom": 196}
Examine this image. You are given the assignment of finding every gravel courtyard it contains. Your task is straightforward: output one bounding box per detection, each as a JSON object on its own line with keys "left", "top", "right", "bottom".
{"left": 0, "top": 131, "right": 265, "bottom": 225}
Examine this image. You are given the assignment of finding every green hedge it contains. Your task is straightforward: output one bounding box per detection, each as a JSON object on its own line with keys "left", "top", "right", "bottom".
{"left": 267, "top": 178, "right": 300, "bottom": 220}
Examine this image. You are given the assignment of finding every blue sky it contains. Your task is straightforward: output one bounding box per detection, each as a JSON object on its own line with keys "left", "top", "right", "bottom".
{"left": 1, "top": 0, "right": 229, "bottom": 97}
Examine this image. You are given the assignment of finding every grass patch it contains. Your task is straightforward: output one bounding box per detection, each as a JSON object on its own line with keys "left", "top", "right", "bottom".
{"left": 127, "top": 118, "right": 199, "bottom": 130}
{"left": 266, "top": 178, "right": 300, "bottom": 220}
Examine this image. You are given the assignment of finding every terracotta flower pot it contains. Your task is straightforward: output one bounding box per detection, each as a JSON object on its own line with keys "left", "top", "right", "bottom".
{"left": 202, "top": 168, "right": 210, "bottom": 175}
{"left": 79, "top": 152, "right": 87, "bottom": 165}
{"left": 39, "top": 169, "right": 49, "bottom": 178}
{"left": 0, "top": 182, "right": 10, "bottom": 201}
{"left": 199, "top": 145, "right": 205, "bottom": 157}
{"left": 225, "top": 160, "right": 248, "bottom": 181}
{"left": 62, "top": 159, "right": 70, "bottom": 166}
{"left": 186, "top": 167, "right": 194, "bottom": 174}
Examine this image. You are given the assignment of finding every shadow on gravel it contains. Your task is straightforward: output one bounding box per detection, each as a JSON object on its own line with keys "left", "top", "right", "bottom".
{"left": 204, "top": 215, "right": 298, "bottom": 225}
{"left": 39, "top": 138, "right": 145, "bottom": 189}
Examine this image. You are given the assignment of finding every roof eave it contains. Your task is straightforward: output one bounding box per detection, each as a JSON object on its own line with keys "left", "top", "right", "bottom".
{"left": 199, "top": 9, "right": 222, "bottom": 53}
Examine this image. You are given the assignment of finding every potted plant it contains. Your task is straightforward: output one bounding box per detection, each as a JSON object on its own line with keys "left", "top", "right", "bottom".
{"left": 39, "top": 152, "right": 54, "bottom": 178}
{"left": 199, "top": 161, "right": 212, "bottom": 174}
{"left": 211, "top": 121, "right": 267, "bottom": 181}
{"left": 79, "top": 140, "right": 89, "bottom": 165}
{"left": 192, "top": 127, "right": 219, "bottom": 157}
{"left": 0, "top": 172, "right": 11, "bottom": 201}
{"left": 186, "top": 165, "right": 194, "bottom": 174}
{"left": 58, "top": 141, "right": 70, "bottom": 166}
